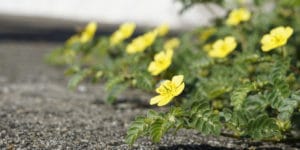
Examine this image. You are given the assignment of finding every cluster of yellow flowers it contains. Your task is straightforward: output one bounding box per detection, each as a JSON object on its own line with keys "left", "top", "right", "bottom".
{"left": 226, "top": 8, "right": 251, "bottom": 26}
{"left": 110, "top": 22, "right": 136, "bottom": 46}
{"left": 147, "top": 37, "right": 184, "bottom": 106}
{"left": 73, "top": 16, "right": 293, "bottom": 108}
{"left": 203, "top": 8, "right": 293, "bottom": 59}
{"left": 126, "top": 24, "right": 170, "bottom": 54}
{"left": 150, "top": 75, "right": 185, "bottom": 106}
{"left": 207, "top": 36, "right": 237, "bottom": 58}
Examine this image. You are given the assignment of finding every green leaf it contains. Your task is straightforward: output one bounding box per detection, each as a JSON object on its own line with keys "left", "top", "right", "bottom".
{"left": 126, "top": 117, "right": 148, "bottom": 146}
{"left": 189, "top": 101, "right": 222, "bottom": 135}
{"left": 244, "top": 94, "right": 268, "bottom": 112}
{"left": 67, "top": 69, "right": 91, "bottom": 89}
{"left": 105, "top": 76, "right": 126, "bottom": 104}
{"left": 134, "top": 72, "right": 154, "bottom": 91}
{"left": 106, "top": 83, "right": 128, "bottom": 104}
{"left": 223, "top": 109, "right": 253, "bottom": 136}
{"left": 149, "top": 119, "right": 169, "bottom": 143}
{"left": 230, "top": 83, "right": 254, "bottom": 110}
{"left": 247, "top": 115, "right": 282, "bottom": 140}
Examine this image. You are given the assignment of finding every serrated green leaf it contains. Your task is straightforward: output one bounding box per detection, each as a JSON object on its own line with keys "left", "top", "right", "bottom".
{"left": 230, "top": 83, "right": 254, "bottom": 110}
{"left": 189, "top": 101, "right": 222, "bottom": 135}
{"left": 247, "top": 115, "right": 281, "bottom": 140}
{"left": 126, "top": 117, "right": 147, "bottom": 146}
{"left": 149, "top": 119, "right": 169, "bottom": 143}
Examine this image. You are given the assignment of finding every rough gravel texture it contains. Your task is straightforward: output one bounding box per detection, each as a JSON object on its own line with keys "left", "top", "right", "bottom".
{"left": 0, "top": 41, "right": 299, "bottom": 149}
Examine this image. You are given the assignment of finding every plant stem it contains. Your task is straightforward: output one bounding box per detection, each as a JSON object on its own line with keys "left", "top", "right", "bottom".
{"left": 281, "top": 46, "right": 287, "bottom": 58}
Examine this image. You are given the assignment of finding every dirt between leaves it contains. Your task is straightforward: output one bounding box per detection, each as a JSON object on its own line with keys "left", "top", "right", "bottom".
{"left": 0, "top": 41, "right": 299, "bottom": 149}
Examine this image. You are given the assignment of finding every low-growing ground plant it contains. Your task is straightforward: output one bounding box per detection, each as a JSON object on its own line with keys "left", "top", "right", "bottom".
{"left": 46, "top": 0, "right": 300, "bottom": 145}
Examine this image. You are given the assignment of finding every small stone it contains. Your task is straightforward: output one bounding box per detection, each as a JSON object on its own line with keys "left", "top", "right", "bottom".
{"left": 77, "top": 85, "right": 87, "bottom": 93}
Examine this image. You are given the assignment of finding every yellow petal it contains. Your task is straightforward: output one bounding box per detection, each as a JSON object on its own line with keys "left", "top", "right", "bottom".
{"left": 150, "top": 95, "right": 163, "bottom": 105}
{"left": 143, "top": 31, "right": 157, "bottom": 46}
{"left": 80, "top": 33, "right": 90, "bottom": 43}
{"left": 154, "top": 51, "right": 166, "bottom": 61}
{"left": 155, "top": 23, "right": 169, "bottom": 36}
{"left": 261, "top": 35, "right": 274, "bottom": 52}
{"left": 284, "top": 27, "right": 294, "bottom": 39}
{"left": 156, "top": 81, "right": 171, "bottom": 94}
{"left": 224, "top": 36, "right": 237, "bottom": 52}
{"left": 126, "top": 44, "right": 136, "bottom": 54}
{"left": 164, "top": 38, "right": 180, "bottom": 49}
{"left": 171, "top": 75, "right": 184, "bottom": 87}
{"left": 85, "top": 22, "right": 97, "bottom": 34}
{"left": 261, "top": 35, "right": 271, "bottom": 44}
{"left": 148, "top": 62, "right": 160, "bottom": 76}
{"left": 157, "top": 95, "right": 174, "bottom": 106}
{"left": 208, "top": 49, "right": 227, "bottom": 58}
{"left": 174, "top": 83, "right": 185, "bottom": 96}
{"left": 226, "top": 8, "right": 251, "bottom": 26}
{"left": 110, "top": 22, "right": 136, "bottom": 46}
{"left": 165, "top": 49, "right": 174, "bottom": 58}
{"left": 120, "top": 22, "right": 136, "bottom": 37}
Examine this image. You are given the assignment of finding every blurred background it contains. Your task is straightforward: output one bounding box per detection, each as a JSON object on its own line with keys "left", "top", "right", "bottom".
{"left": 0, "top": 0, "right": 225, "bottom": 41}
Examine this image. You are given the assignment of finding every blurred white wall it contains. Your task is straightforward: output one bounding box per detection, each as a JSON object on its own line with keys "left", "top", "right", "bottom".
{"left": 0, "top": 0, "right": 226, "bottom": 30}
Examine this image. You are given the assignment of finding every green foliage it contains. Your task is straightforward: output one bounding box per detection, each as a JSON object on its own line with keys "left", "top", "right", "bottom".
{"left": 67, "top": 68, "right": 91, "bottom": 89}
{"left": 104, "top": 76, "right": 128, "bottom": 104}
{"left": 247, "top": 115, "right": 282, "bottom": 140}
{"left": 126, "top": 117, "right": 148, "bottom": 145}
{"left": 149, "top": 119, "right": 169, "bottom": 142}
{"left": 222, "top": 109, "right": 252, "bottom": 136}
{"left": 230, "top": 83, "right": 254, "bottom": 110}
{"left": 189, "top": 101, "right": 222, "bottom": 135}
{"left": 126, "top": 107, "right": 184, "bottom": 145}
{"left": 133, "top": 72, "right": 154, "bottom": 91}
{"left": 46, "top": 0, "right": 300, "bottom": 146}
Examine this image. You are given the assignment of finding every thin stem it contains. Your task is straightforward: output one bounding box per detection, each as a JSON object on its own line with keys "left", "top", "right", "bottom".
{"left": 237, "top": 25, "right": 247, "bottom": 52}
{"left": 280, "top": 46, "right": 287, "bottom": 58}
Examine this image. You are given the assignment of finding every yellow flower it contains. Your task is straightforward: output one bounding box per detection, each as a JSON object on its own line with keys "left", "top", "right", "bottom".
{"left": 110, "top": 22, "right": 136, "bottom": 46}
{"left": 126, "top": 30, "right": 157, "bottom": 54}
{"left": 199, "top": 27, "right": 217, "bottom": 42}
{"left": 208, "top": 36, "right": 237, "bottom": 58}
{"left": 261, "top": 26, "right": 293, "bottom": 52}
{"left": 66, "top": 35, "right": 80, "bottom": 46}
{"left": 80, "top": 22, "right": 98, "bottom": 43}
{"left": 143, "top": 30, "right": 157, "bottom": 45}
{"left": 148, "top": 49, "right": 173, "bottom": 76}
{"left": 150, "top": 75, "right": 185, "bottom": 106}
{"left": 154, "top": 23, "right": 169, "bottom": 37}
{"left": 164, "top": 38, "right": 180, "bottom": 50}
{"left": 226, "top": 8, "right": 251, "bottom": 26}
